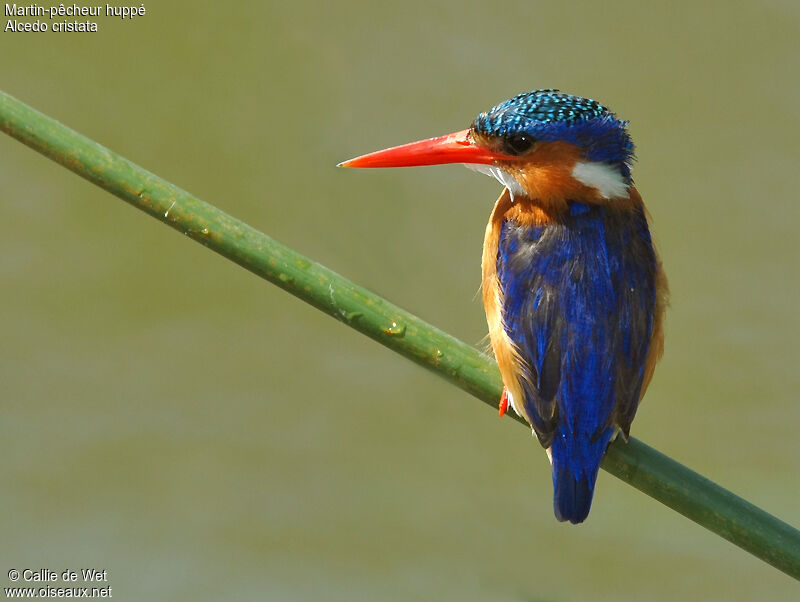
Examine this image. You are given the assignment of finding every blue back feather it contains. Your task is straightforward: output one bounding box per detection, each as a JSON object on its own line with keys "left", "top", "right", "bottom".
{"left": 497, "top": 202, "right": 657, "bottom": 523}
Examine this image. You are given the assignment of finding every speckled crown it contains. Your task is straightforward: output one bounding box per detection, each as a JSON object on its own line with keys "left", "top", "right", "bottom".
{"left": 472, "top": 89, "right": 609, "bottom": 138}
{"left": 472, "top": 89, "right": 634, "bottom": 178}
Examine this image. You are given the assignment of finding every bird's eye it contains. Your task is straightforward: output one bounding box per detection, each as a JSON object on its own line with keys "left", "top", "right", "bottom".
{"left": 503, "top": 133, "right": 535, "bottom": 155}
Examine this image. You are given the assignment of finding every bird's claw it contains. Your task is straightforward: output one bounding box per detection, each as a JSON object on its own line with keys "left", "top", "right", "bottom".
{"left": 499, "top": 387, "right": 509, "bottom": 417}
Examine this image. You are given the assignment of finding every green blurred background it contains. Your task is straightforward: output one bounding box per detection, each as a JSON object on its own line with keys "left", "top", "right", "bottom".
{"left": 1, "top": 1, "right": 798, "bottom": 600}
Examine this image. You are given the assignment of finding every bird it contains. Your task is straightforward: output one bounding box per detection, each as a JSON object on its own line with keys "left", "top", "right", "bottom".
{"left": 339, "top": 89, "right": 667, "bottom": 524}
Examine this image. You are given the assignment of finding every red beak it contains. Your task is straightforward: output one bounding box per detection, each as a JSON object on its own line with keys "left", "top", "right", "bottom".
{"left": 338, "top": 129, "right": 512, "bottom": 168}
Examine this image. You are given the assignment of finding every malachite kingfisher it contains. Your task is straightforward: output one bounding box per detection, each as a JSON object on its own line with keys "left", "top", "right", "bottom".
{"left": 339, "top": 89, "right": 668, "bottom": 524}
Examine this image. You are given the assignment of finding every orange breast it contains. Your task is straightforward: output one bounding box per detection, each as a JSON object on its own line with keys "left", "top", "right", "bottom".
{"left": 480, "top": 189, "right": 531, "bottom": 426}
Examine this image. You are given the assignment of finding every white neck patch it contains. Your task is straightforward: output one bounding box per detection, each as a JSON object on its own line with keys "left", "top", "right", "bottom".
{"left": 464, "top": 163, "right": 526, "bottom": 202}
{"left": 571, "top": 161, "right": 629, "bottom": 200}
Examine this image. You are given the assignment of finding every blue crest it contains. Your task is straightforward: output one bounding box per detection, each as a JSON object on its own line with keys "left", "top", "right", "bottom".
{"left": 472, "top": 89, "right": 635, "bottom": 180}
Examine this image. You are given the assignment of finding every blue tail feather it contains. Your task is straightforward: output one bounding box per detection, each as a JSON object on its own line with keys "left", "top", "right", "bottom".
{"left": 553, "top": 464, "right": 594, "bottom": 524}
{"left": 551, "top": 428, "right": 612, "bottom": 524}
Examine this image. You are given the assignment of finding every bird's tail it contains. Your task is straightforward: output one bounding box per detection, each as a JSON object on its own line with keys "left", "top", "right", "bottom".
{"left": 552, "top": 462, "right": 595, "bottom": 524}
{"left": 551, "top": 432, "right": 610, "bottom": 524}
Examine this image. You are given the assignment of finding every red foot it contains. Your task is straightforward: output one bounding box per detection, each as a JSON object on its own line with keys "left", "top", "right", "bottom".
{"left": 498, "top": 388, "right": 509, "bottom": 417}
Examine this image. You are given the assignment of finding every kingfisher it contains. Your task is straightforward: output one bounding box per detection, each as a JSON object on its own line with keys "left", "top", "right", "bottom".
{"left": 339, "top": 89, "right": 667, "bottom": 524}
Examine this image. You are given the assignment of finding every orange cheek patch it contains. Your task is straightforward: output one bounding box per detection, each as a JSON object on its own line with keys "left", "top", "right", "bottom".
{"left": 503, "top": 141, "right": 604, "bottom": 207}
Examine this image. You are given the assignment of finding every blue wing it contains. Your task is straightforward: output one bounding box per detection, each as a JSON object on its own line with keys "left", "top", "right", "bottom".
{"left": 497, "top": 201, "right": 657, "bottom": 523}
